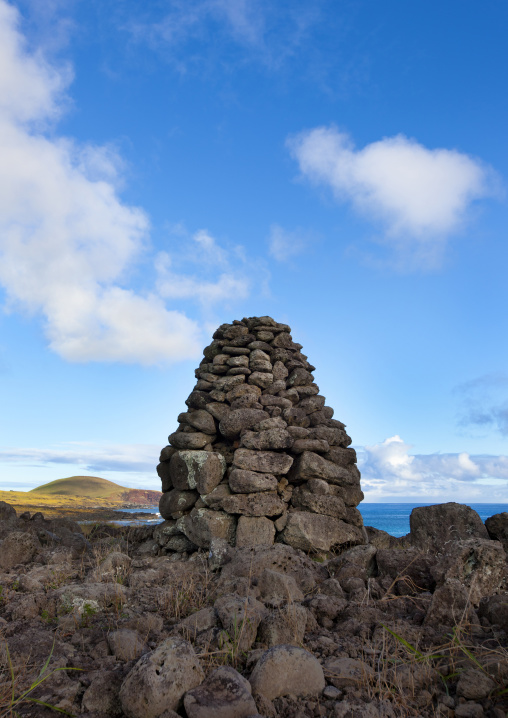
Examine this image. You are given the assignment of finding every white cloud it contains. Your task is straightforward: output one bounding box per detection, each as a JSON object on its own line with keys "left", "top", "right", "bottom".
{"left": 0, "top": 0, "right": 252, "bottom": 365}
{"left": 268, "top": 224, "right": 311, "bottom": 263}
{"left": 0, "top": 442, "right": 160, "bottom": 474}
{"left": 358, "top": 435, "right": 508, "bottom": 502}
{"left": 288, "top": 126, "right": 497, "bottom": 267}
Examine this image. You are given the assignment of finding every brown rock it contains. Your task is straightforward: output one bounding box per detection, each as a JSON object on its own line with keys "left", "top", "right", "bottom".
{"left": 485, "top": 512, "right": 508, "bottom": 552}
{"left": 229, "top": 469, "right": 278, "bottom": 493}
{"left": 168, "top": 431, "right": 214, "bottom": 450}
{"left": 219, "top": 409, "right": 269, "bottom": 439}
{"left": 281, "top": 512, "right": 364, "bottom": 552}
{"left": 233, "top": 448, "right": 293, "bottom": 475}
{"left": 177, "top": 508, "right": 236, "bottom": 548}
{"left": 258, "top": 569, "right": 304, "bottom": 606}
{"left": 249, "top": 645, "right": 325, "bottom": 700}
{"left": 170, "top": 450, "right": 226, "bottom": 494}
{"left": 291, "top": 486, "right": 346, "bottom": 518}
{"left": 289, "top": 451, "right": 353, "bottom": 484}
{"left": 0, "top": 531, "right": 41, "bottom": 570}
{"left": 236, "top": 516, "right": 275, "bottom": 547}
{"left": 431, "top": 538, "right": 507, "bottom": 604}
{"left": 424, "top": 579, "right": 478, "bottom": 627}
{"left": 410, "top": 502, "right": 489, "bottom": 551}
{"left": 184, "top": 666, "right": 257, "bottom": 718}
{"left": 108, "top": 629, "right": 148, "bottom": 661}
{"left": 159, "top": 489, "right": 198, "bottom": 519}
{"left": 456, "top": 669, "right": 496, "bottom": 700}
{"left": 257, "top": 604, "right": 308, "bottom": 647}
{"left": 292, "top": 439, "right": 329, "bottom": 454}
{"left": 186, "top": 391, "right": 213, "bottom": 410}
{"left": 214, "top": 594, "right": 267, "bottom": 653}
{"left": 323, "top": 656, "right": 374, "bottom": 689}
{"left": 119, "top": 638, "right": 204, "bottom": 717}
{"left": 222, "top": 492, "right": 285, "bottom": 517}
{"left": 240, "top": 428, "right": 293, "bottom": 451}
{"left": 248, "top": 372, "right": 274, "bottom": 389}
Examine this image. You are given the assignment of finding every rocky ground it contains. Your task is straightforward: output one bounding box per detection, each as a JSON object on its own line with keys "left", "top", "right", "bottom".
{"left": 0, "top": 500, "right": 507, "bottom": 718}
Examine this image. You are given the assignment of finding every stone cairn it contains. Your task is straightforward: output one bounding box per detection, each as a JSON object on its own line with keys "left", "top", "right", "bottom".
{"left": 156, "top": 317, "right": 366, "bottom": 555}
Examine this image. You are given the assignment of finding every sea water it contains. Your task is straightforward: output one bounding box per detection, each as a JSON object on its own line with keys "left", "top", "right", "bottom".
{"left": 358, "top": 503, "right": 508, "bottom": 537}
{"left": 113, "top": 503, "right": 508, "bottom": 535}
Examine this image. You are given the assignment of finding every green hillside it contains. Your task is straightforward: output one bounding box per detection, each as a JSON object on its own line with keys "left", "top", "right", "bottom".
{"left": 29, "top": 476, "right": 128, "bottom": 498}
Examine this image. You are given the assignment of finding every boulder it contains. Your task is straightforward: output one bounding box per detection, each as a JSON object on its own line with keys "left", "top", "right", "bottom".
{"left": 229, "top": 469, "right": 278, "bottom": 493}
{"left": 424, "top": 579, "right": 478, "bottom": 627}
{"left": 249, "top": 645, "right": 325, "bottom": 700}
{"left": 257, "top": 603, "right": 308, "bottom": 647}
{"left": 159, "top": 489, "right": 198, "bottom": 519}
{"left": 430, "top": 538, "right": 507, "bottom": 604}
{"left": 233, "top": 449, "right": 293, "bottom": 475}
{"left": 240, "top": 429, "right": 293, "bottom": 451}
{"left": 236, "top": 516, "right": 276, "bottom": 547}
{"left": 291, "top": 486, "right": 346, "bottom": 518}
{"left": 257, "top": 569, "right": 304, "bottom": 606}
{"left": 107, "top": 629, "right": 148, "bottom": 661}
{"left": 178, "top": 508, "right": 236, "bottom": 549}
{"left": 323, "top": 657, "right": 375, "bottom": 689}
{"left": 478, "top": 594, "right": 508, "bottom": 631}
{"left": 221, "top": 492, "right": 285, "bottom": 517}
{"left": 219, "top": 409, "right": 269, "bottom": 439}
{"left": 170, "top": 451, "right": 226, "bottom": 494}
{"left": 82, "top": 671, "right": 123, "bottom": 716}
{"left": 289, "top": 451, "right": 353, "bottom": 484}
{"left": 0, "top": 531, "right": 41, "bottom": 570}
{"left": 168, "top": 431, "right": 215, "bottom": 450}
{"left": 281, "top": 512, "right": 364, "bottom": 552}
{"left": 119, "top": 638, "right": 204, "bottom": 717}
{"left": 485, "top": 512, "right": 508, "bottom": 552}
{"left": 214, "top": 594, "right": 267, "bottom": 653}
{"left": 409, "top": 503, "right": 489, "bottom": 551}
{"left": 184, "top": 666, "right": 257, "bottom": 718}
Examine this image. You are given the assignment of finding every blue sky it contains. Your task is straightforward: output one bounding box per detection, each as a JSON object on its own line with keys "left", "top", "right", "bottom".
{"left": 1, "top": 0, "right": 507, "bottom": 502}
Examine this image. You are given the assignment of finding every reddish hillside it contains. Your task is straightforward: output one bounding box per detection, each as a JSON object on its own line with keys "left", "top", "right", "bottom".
{"left": 119, "top": 488, "right": 161, "bottom": 505}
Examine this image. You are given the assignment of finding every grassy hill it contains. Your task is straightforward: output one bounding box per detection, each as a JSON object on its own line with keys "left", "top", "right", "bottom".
{"left": 29, "top": 475, "right": 129, "bottom": 498}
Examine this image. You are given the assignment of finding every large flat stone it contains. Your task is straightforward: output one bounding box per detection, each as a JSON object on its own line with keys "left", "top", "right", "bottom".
{"left": 288, "top": 451, "right": 352, "bottom": 484}
{"left": 229, "top": 468, "right": 278, "bottom": 493}
{"left": 233, "top": 448, "right": 293, "bottom": 475}
{"left": 222, "top": 492, "right": 285, "bottom": 517}
{"left": 281, "top": 512, "right": 364, "bottom": 552}
{"left": 291, "top": 486, "right": 347, "bottom": 519}
{"left": 240, "top": 428, "right": 293, "bottom": 451}
{"left": 168, "top": 432, "right": 215, "bottom": 450}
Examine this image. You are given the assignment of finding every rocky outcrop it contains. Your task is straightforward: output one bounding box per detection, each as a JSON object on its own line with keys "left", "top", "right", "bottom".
{"left": 1, "top": 500, "right": 508, "bottom": 718}
{"left": 156, "top": 317, "right": 365, "bottom": 555}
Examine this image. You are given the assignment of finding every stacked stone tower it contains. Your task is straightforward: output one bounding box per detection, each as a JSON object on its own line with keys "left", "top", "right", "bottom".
{"left": 156, "top": 317, "right": 366, "bottom": 554}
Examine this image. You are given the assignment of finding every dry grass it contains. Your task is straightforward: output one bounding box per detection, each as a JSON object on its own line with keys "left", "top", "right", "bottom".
{"left": 156, "top": 567, "right": 215, "bottom": 623}
{"left": 0, "top": 639, "right": 79, "bottom": 718}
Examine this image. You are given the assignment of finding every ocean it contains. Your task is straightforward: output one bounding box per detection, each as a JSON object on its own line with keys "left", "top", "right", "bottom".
{"left": 115, "top": 503, "right": 508, "bottom": 536}
{"left": 358, "top": 503, "right": 508, "bottom": 537}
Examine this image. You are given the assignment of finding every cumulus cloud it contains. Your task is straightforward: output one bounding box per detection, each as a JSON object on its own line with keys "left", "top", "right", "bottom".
{"left": 0, "top": 1, "right": 252, "bottom": 365}
{"left": 358, "top": 435, "right": 508, "bottom": 502}
{"left": 288, "top": 126, "right": 496, "bottom": 267}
